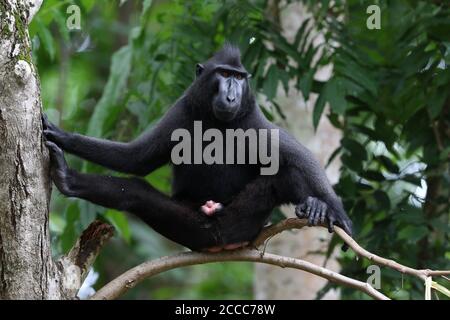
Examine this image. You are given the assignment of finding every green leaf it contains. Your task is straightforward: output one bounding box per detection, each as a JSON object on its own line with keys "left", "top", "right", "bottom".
{"left": 86, "top": 46, "right": 132, "bottom": 138}
{"left": 143, "top": 0, "right": 153, "bottom": 13}
{"left": 402, "top": 174, "right": 422, "bottom": 186}
{"left": 61, "top": 203, "right": 80, "bottom": 253}
{"left": 52, "top": 8, "right": 70, "bottom": 42}
{"left": 428, "top": 89, "right": 447, "bottom": 119}
{"left": 361, "top": 170, "right": 385, "bottom": 182}
{"left": 298, "top": 68, "right": 314, "bottom": 100}
{"left": 269, "top": 207, "right": 287, "bottom": 224}
{"left": 342, "top": 138, "right": 367, "bottom": 162}
{"left": 439, "top": 147, "right": 450, "bottom": 161}
{"left": 335, "top": 55, "right": 377, "bottom": 97}
{"left": 373, "top": 190, "right": 391, "bottom": 210}
{"left": 352, "top": 124, "right": 378, "bottom": 141}
{"left": 263, "top": 64, "right": 279, "bottom": 100}
{"left": 312, "top": 83, "right": 327, "bottom": 129}
{"left": 341, "top": 153, "right": 363, "bottom": 172}
{"left": 326, "top": 77, "right": 347, "bottom": 114}
{"left": 278, "top": 70, "right": 290, "bottom": 95}
{"left": 49, "top": 212, "right": 66, "bottom": 234}
{"left": 376, "top": 155, "right": 400, "bottom": 174}
{"left": 104, "top": 210, "right": 131, "bottom": 243}
{"left": 293, "top": 18, "right": 312, "bottom": 48}
{"left": 146, "top": 165, "right": 172, "bottom": 194}
{"left": 398, "top": 225, "right": 428, "bottom": 242}
{"left": 325, "top": 146, "right": 342, "bottom": 168}
{"left": 35, "top": 17, "right": 55, "bottom": 60}
{"left": 81, "top": 0, "right": 96, "bottom": 11}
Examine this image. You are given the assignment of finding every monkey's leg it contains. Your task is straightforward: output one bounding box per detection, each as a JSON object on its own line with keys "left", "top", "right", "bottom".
{"left": 214, "top": 175, "right": 280, "bottom": 245}
{"left": 224, "top": 166, "right": 352, "bottom": 240}
{"left": 73, "top": 175, "right": 220, "bottom": 250}
{"left": 218, "top": 168, "right": 349, "bottom": 245}
{"left": 46, "top": 142, "right": 220, "bottom": 251}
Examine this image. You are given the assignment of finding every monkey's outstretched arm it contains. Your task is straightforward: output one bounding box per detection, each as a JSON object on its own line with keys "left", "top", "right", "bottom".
{"left": 45, "top": 141, "right": 220, "bottom": 251}
{"left": 42, "top": 105, "right": 186, "bottom": 176}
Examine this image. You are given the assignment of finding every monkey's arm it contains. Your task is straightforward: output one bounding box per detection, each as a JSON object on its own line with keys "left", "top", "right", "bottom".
{"left": 42, "top": 105, "right": 185, "bottom": 176}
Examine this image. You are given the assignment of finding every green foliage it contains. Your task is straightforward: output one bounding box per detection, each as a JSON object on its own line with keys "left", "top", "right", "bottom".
{"left": 307, "top": 0, "right": 450, "bottom": 299}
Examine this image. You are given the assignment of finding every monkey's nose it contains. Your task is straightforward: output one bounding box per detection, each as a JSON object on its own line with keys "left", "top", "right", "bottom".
{"left": 226, "top": 95, "right": 236, "bottom": 103}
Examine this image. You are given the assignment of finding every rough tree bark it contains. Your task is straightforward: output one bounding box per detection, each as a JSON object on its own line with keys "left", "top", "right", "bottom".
{"left": 0, "top": 0, "right": 112, "bottom": 300}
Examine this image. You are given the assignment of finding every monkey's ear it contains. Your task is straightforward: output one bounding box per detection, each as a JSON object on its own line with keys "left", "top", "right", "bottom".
{"left": 196, "top": 64, "right": 205, "bottom": 77}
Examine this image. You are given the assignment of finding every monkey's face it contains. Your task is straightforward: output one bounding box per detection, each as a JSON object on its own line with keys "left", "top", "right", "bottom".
{"left": 211, "top": 68, "right": 247, "bottom": 122}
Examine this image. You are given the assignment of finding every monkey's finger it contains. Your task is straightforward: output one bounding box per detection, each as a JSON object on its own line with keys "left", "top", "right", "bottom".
{"left": 42, "top": 114, "right": 60, "bottom": 133}
{"left": 43, "top": 129, "right": 55, "bottom": 140}
{"left": 319, "top": 203, "right": 327, "bottom": 224}
{"left": 334, "top": 216, "right": 353, "bottom": 237}
{"left": 45, "top": 141, "right": 66, "bottom": 168}
{"left": 307, "top": 199, "right": 317, "bottom": 225}
{"left": 341, "top": 219, "right": 353, "bottom": 238}
{"left": 307, "top": 210, "right": 315, "bottom": 226}
{"left": 339, "top": 219, "right": 352, "bottom": 251}
{"left": 305, "top": 201, "right": 312, "bottom": 218}
{"left": 295, "top": 204, "right": 306, "bottom": 218}
{"left": 41, "top": 114, "right": 48, "bottom": 129}
{"left": 327, "top": 216, "right": 335, "bottom": 233}
{"left": 45, "top": 141, "right": 61, "bottom": 154}
{"left": 312, "top": 201, "right": 321, "bottom": 226}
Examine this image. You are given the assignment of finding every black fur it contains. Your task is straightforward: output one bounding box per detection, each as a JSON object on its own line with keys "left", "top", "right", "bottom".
{"left": 43, "top": 45, "right": 353, "bottom": 251}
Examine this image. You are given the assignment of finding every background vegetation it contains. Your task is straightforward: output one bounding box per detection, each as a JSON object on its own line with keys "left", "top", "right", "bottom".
{"left": 30, "top": 0, "right": 449, "bottom": 299}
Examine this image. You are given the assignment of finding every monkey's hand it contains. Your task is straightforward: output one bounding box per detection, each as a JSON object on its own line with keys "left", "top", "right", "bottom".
{"left": 200, "top": 200, "right": 223, "bottom": 216}
{"left": 42, "top": 114, "right": 70, "bottom": 148}
{"left": 295, "top": 196, "right": 353, "bottom": 238}
{"left": 45, "top": 141, "right": 75, "bottom": 196}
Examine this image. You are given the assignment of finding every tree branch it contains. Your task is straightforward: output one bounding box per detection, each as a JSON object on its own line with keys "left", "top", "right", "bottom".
{"left": 91, "top": 249, "right": 389, "bottom": 300}
{"left": 91, "top": 218, "right": 449, "bottom": 300}
{"left": 254, "top": 218, "right": 450, "bottom": 280}
{"left": 59, "top": 220, "right": 114, "bottom": 297}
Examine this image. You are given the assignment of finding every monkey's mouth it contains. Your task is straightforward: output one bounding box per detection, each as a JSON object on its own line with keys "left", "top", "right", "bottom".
{"left": 213, "top": 106, "right": 238, "bottom": 122}
{"left": 212, "top": 100, "right": 239, "bottom": 122}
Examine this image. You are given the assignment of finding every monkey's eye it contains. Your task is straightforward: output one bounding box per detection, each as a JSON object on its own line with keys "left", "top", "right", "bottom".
{"left": 235, "top": 73, "right": 244, "bottom": 80}
{"left": 219, "top": 70, "right": 230, "bottom": 78}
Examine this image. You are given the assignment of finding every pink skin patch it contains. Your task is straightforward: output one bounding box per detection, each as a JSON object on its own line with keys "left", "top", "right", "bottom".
{"left": 200, "top": 200, "right": 223, "bottom": 216}
{"left": 204, "top": 242, "right": 249, "bottom": 253}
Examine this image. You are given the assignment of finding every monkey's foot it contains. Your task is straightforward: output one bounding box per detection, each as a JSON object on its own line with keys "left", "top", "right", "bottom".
{"left": 200, "top": 200, "right": 223, "bottom": 216}
{"left": 203, "top": 242, "right": 249, "bottom": 253}
{"left": 45, "top": 141, "right": 74, "bottom": 196}
{"left": 295, "top": 196, "right": 327, "bottom": 227}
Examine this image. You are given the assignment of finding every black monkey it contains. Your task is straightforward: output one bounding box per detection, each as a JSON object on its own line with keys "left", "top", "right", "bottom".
{"left": 43, "top": 45, "right": 353, "bottom": 252}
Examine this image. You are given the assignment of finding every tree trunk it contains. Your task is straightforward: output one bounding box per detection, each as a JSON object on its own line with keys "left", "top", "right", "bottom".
{"left": 0, "top": 0, "right": 112, "bottom": 300}
{"left": 0, "top": 0, "right": 59, "bottom": 299}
